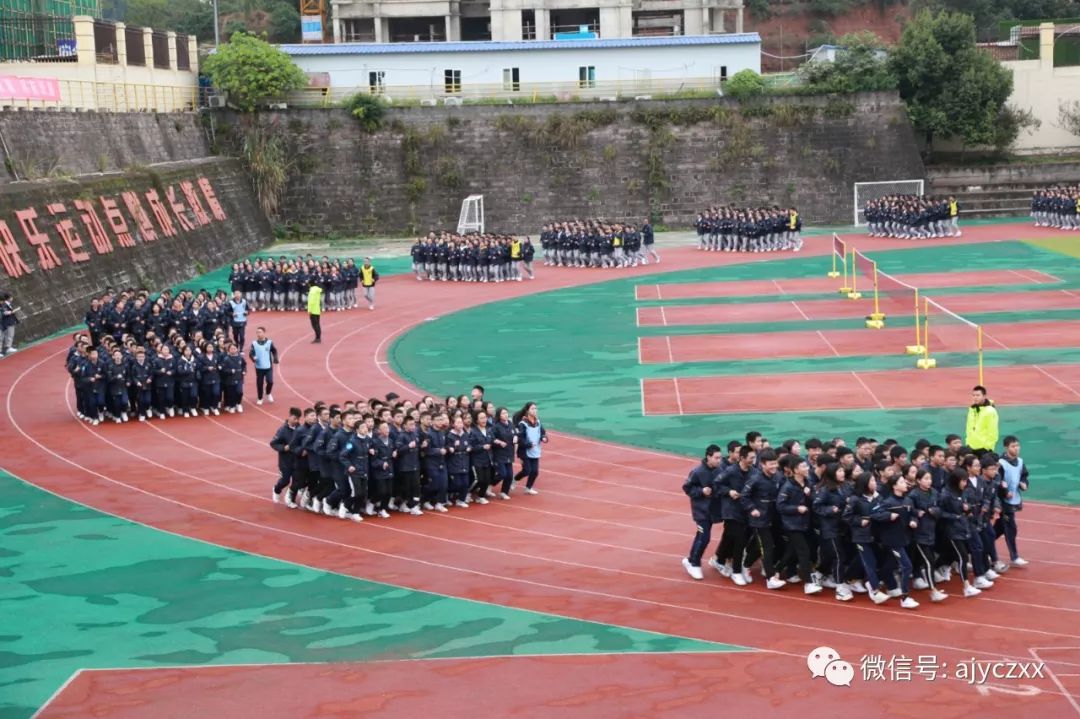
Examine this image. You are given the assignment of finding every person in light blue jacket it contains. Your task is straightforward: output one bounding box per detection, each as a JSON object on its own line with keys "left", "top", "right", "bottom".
{"left": 513, "top": 401, "right": 548, "bottom": 495}
{"left": 248, "top": 326, "right": 279, "bottom": 405}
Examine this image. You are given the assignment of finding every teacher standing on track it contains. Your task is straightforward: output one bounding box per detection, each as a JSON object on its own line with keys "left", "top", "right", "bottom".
{"left": 361, "top": 257, "right": 379, "bottom": 311}
{"left": 307, "top": 279, "right": 323, "bottom": 344}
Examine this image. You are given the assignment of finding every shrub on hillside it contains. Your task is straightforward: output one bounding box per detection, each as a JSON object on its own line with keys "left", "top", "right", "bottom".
{"left": 725, "top": 70, "right": 767, "bottom": 101}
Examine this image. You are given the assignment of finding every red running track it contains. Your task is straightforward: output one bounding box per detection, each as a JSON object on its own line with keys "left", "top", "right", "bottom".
{"left": 642, "top": 364, "right": 1080, "bottom": 415}
{"left": 4, "top": 225, "right": 1080, "bottom": 718}
{"left": 638, "top": 320, "right": 1080, "bottom": 364}
{"left": 637, "top": 288, "right": 1080, "bottom": 327}
{"left": 634, "top": 268, "right": 1062, "bottom": 301}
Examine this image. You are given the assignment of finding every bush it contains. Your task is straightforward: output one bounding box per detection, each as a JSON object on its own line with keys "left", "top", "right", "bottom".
{"left": 345, "top": 93, "right": 387, "bottom": 132}
{"left": 203, "top": 33, "right": 307, "bottom": 112}
{"left": 725, "top": 70, "right": 767, "bottom": 101}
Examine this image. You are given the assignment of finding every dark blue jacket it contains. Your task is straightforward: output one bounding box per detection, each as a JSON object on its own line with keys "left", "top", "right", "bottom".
{"left": 270, "top": 422, "right": 297, "bottom": 471}
{"left": 446, "top": 430, "right": 470, "bottom": 474}
{"left": 845, "top": 493, "right": 880, "bottom": 544}
{"left": 370, "top": 434, "right": 395, "bottom": 480}
{"left": 197, "top": 353, "right": 221, "bottom": 387}
{"left": 909, "top": 487, "right": 941, "bottom": 545}
{"left": 394, "top": 429, "right": 421, "bottom": 472}
{"left": 682, "top": 461, "right": 721, "bottom": 523}
{"left": 740, "top": 468, "right": 780, "bottom": 529}
{"left": 468, "top": 426, "right": 495, "bottom": 469}
{"left": 492, "top": 421, "right": 516, "bottom": 464}
{"left": 220, "top": 354, "right": 246, "bottom": 387}
{"left": 324, "top": 427, "right": 349, "bottom": 480}
{"left": 151, "top": 355, "right": 174, "bottom": 388}
{"left": 938, "top": 487, "right": 971, "bottom": 541}
{"left": 104, "top": 360, "right": 129, "bottom": 397}
{"left": 776, "top": 477, "right": 812, "bottom": 532}
{"left": 717, "top": 464, "right": 751, "bottom": 522}
{"left": 292, "top": 421, "right": 313, "bottom": 464}
{"left": 875, "top": 493, "right": 916, "bottom": 548}
{"left": 423, "top": 427, "right": 447, "bottom": 473}
{"left": 812, "top": 486, "right": 846, "bottom": 540}
{"left": 338, "top": 431, "right": 369, "bottom": 478}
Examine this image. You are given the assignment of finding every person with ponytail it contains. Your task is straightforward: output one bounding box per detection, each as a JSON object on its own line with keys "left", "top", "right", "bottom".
{"left": 512, "top": 401, "right": 548, "bottom": 495}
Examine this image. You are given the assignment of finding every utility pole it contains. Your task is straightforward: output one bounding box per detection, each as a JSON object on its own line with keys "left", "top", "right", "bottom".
{"left": 213, "top": 0, "right": 220, "bottom": 46}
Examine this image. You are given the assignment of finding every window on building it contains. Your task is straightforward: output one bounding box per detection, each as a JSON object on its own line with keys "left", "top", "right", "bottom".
{"left": 716, "top": 65, "right": 729, "bottom": 82}
{"left": 444, "top": 69, "right": 462, "bottom": 94}
{"left": 522, "top": 9, "right": 536, "bottom": 40}
{"left": 578, "top": 65, "right": 596, "bottom": 88}
{"left": 369, "top": 71, "right": 386, "bottom": 94}
{"left": 502, "top": 67, "right": 520, "bottom": 91}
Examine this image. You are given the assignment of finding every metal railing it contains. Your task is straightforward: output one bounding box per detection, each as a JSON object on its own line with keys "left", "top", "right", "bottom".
{"left": 0, "top": 79, "right": 198, "bottom": 112}
{"left": 0, "top": 15, "right": 77, "bottom": 62}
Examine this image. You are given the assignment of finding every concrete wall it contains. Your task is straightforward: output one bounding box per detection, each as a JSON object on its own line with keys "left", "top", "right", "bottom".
{"left": 0, "top": 158, "right": 272, "bottom": 342}
{"left": 0, "top": 111, "right": 208, "bottom": 183}
{"left": 216, "top": 91, "right": 924, "bottom": 234}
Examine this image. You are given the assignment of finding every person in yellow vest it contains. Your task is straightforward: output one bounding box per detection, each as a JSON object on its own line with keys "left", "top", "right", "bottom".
{"left": 510, "top": 238, "right": 523, "bottom": 282}
{"left": 612, "top": 227, "right": 625, "bottom": 267}
{"left": 948, "top": 196, "right": 961, "bottom": 237}
{"left": 361, "top": 257, "right": 380, "bottom": 310}
{"left": 307, "top": 279, "right": 323, "bottom": 344}
{"left": 787, "top": 207, "right": 803, "bottom": 252}
{"left": 965, "top": 385, "right": 998, "bottom": 453}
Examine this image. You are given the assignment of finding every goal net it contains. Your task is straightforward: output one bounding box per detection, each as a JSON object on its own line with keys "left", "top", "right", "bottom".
{"left": 457, "top": 194, "right": 485, "bottom": 235}
{"left": 853, "top": 180, "right": 925, "bottom": 226}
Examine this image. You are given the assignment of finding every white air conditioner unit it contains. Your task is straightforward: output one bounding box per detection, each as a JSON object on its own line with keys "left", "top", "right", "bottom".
{"left": 205, "top": 95, "right": 226, "bottom": 108}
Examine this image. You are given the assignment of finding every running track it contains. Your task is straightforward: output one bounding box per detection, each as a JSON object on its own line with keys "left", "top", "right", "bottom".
{"left": 7, "top": 227, "right": 1080, "bottom": 717}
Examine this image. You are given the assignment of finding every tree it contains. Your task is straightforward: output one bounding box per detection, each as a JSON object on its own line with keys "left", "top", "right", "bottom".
{"left": 799, "top": 31, "right": 898, "bottom": 93}
{"left": 890, "top": 9, "right": 1013, "bottom": 151}
{"left": 1060, "top": 99, "right": 1080, "bottom": 137}
{"left": 202, "top": 32, "right": 307, "bottom": 111}
{"left": 725, "top": 69, "right": 767, "bottom": 100}
{"left": 268, "top": 1, "right": 301, "bottom": 43}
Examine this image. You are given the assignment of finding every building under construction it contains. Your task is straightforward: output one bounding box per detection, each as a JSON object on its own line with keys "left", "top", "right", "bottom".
{"left": 0, "top": 0, "right": 101, "bottom": 61}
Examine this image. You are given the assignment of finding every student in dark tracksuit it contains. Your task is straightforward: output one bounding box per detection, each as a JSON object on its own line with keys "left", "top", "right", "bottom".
{"left": 939, "top": 469, "right": 982, "bottom": 597}
{"left": 513, "top": 402, "right": 547, "bottom": 494}
{"left": 394, "top": 417, "right": 423, "bottom": 515}
{"left": 309, "top": 410, "right": 338, "bottom": 513}
{"left": 220, "top": 345, "right": 246, "bottom": 413}
{"left": 741, "top": 449, "right": 784, "bottom": 589}
{"left": 715, "top": 446, "right": 755, "bottom": 584}
{"left": 875, "top": 477, "right": 920, "bottom": 609}
{"left": 104, "top": 349, "right": 130, "bottom": 422}
{"left": 468, "top": 411, "right": 496, "bottom": 503}
{"left": 197, "top": 346, "right": 222, "bottom": 416}
{"left": 422, "top": 414, "right": 450, "bottom": 511}
{"left": 846, "top": 474, "right": 889, "bottom": 604}
{"left": 910, "top": 468, "right": 947, "bottom": 602}
{"left": 446, "top": 415, "right": 471, "bottom": 508}
{"left": 286, "top": 409, "right": 316, "bottom": 507}
{"left": 777, "top": 456, "right": 821, "bottom": 595}
{"left": 369, "top": 421, "right": 395, "bottom": 518}
{"left": 681, "top": 445, "right": 724, "bottom": 580}
{"left": 151, "top": 346, "right": 176, "bottom": 418}
{"left": 175, "top": 347, "right": 199, "bottom": 418}
{"left": 128, "top": 348, "right": 153, "bottom": 421}
{"left": 335, "top": 417, "right": 369, "bottom": 521}
{"left": 321, "top": 412, "right": 351, "bottom": 516}
{"left": 303, "top": 409, "right": 330, "bottom": 511}
{"left": 271, "top": 408, "right": 301, "bottom": 503}
{"left": 492, "top": 408, "right": 516, "bottom": 499}
{"left": 813, "top": 463, "right": 852, "bottom": 601}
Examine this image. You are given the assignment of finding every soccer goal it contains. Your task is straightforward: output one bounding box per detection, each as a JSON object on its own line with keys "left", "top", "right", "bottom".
{"left": 457, "top": 194, "right": 485, "bottom": 235}
{"left": 853, "top": 179, "right": 925, "bottom": 226}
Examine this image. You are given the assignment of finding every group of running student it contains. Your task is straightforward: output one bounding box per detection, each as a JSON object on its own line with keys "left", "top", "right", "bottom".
{"left": 683, "top": 432, "right": 1029, "bottom": 609}
{"left": 692, "top": 206, "right": 802, "bottom": 253}
{"left": 539, "top": 219, "right": 659, "bottom": 268}
{"left": 268, "top": 388, "right": 550, "bottom": 520}
{"left": 228, "top": 256, "right": 380, "bottom": 313}
{"left": 71, "top": 285, "right": 286, "bottom": 423}
{"left": 1031, "top": 185, "right": 1080, "bottom": 229}
{"left": 409, "top": 232, "right": 536, "bottom": 283}
{"left": 863, "top": 195, "right": 961, "bottom": 239}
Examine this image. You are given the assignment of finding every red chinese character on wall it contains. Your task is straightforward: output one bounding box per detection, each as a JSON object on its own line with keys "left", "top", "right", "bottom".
{"left": 0, "top": 219, "right": 32, "bottom": 278}
{"left": 144, "top": 189, "right": 176, "bottom": 238}
{"left": 166, "top": 186, "right": 196, "bottom": 233}
{"left": 46, "top": 203, "right": 91, "bottom": 263}
{"left": 100, "top": 196, "right": 135, "bottom": 248}
{"left": 198, "top": 177, "right": 227, "bottom": 221}
{"left": 121, "top": 191, "right": 157, "bottom": 243}
{"left": 72, "top": 200, "right": 114, "bottom": 254}
{"left": 180, "top": 180, "right": 211, "bottom": 226}
{"left": 15, "top": 208, "right": 61, "bottom": 270}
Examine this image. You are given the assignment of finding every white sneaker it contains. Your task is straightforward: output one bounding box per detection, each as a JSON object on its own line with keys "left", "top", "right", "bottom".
{"left": 434, "top": 503, "right": 448, "bottom": 513}
{"left": 388, "top": 499, "right": 398, "bottom": 511}
{"left": 682, "top": 558, "right": 704, "bottom": 581}
{"left": 811, "top": 571, "right": 824, "bottom": 586}
{"left": 707, "top": 557, "right": 725, "bottom": 577}
{"left": 984, "top": 569, "right": 1000, "bottom": 580}
{"left": 337, "top": 504, "right": 348, "bottom": 520}
{"left": 913, "top": 578, "right": 929, "bottom": 590}
{"left": 963, "top": 583, "right": 982, "bottom": 597}
{"left": 766, "top": 577, "right": 786, "bottom": 590}
{"left": 92, "top": 419, "right": 100, "bottom": 426}
{"left": 121, "top": 413, "right": 128, "bottom": 422}
{"left": 741, "top": 569, "right": 754, "bottom": 585}
{"left": 868, "top": 590, "right": 890, "bottom": 604}
{"left": 365, "top": 502, "right": 375, "bottom": 515}
{"left": 499, "top": 493, "right": 510, "bottom": 500}
{"left": 485, "top": 489, "right": 496, "bottom": 498}
{"left": 272, "top": 490, "right": 279, "bottom": 504}
{"left": 236, "top": 405, "right": 243, "bottom": 414}
{"left": 930, "top": 589, "right": 948, "bottom": 602}
{"left": 804, "top": 582, "right": 823, "bottom": 595}
{"left": 257, "top": 399, "right": 263, "bottom": 406}
{"left": 311, "top": 499, "right": 322, "bottom": 514}
{"left": 138, "top": 415, "right": 146, "bottom": 422}
{"left": 786, "top": 575, "right": 801, "bottom": 584}
{"left": 455, "top": 500, "right": 469, "bottom": 509}
{"left": 212, "top": 408, "right": 220, "bottom": 416}
{"left": 849, "top": 580, "right": 867, "bottom": 594}
{"left": 285, "top": 497, "right": 297, "bottom": 509}
{"left": 202, "top": 409, "right": 210, "bottom": 416}
{"left": 974, "top": 576, "right": 994, "bottom": 589}
{"left": 267, "top": 394, "right": 274, "bottom": 403}
{"left": 820, "top": 578, "right": 838, "bottom": 589}
{"left": 167, "top": 408, "right": 175, "bottom": 417}
{"left": 410, "top": 507, "right": 424, "bottom": 516}
{"left": 525, "top": 488, "right": 539, "bottom": 495}
{"left": 731, "top": 572, "right": 747, "bottom": 587}
{"left": 901, "top": 597, "right": 920, "bottom": 610}
{"left": 322, "top": 502, "right": 334, "bottom": 517}
{"left": 993, "top": 561, "right": 1009, "bottom": 573}
{"left": 475, "top": 497, "right": 489, "bottom": 505}
{"left": 933, "top": 568, "right": 948, "bottom": 584}
{"left": 350, "top": 513, "right": 364, "bottom": 523}
{"left": 835, "top": 584, "right": 854, "bottom": 601}
{"left": 422, "top": 502, "right": 434, "bottom": 510}
{"left": 378, "top": 510, "right": 390, "bottom": 519}
{"left": 887, "top": 588, "right": 902, "bottom": 598}
{"left": 1012, "top": 557, "right": 1029, "bottom": 567}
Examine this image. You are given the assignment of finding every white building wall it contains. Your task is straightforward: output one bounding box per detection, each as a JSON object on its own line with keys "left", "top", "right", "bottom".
{"left": 289, "top": 42, "right": 761, "bottom": 91}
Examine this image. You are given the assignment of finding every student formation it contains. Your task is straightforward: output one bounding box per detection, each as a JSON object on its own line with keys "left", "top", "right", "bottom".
{"left": 693, "top": 206, "right": 803, "bottom": 252}
{"left": 409, "top": 232, "right": 536, "bottom": 282}
{"left": 538, "top": 219, "right": 659, "bottom": 268}
{"left": 863, "top": 195, "right": 961, "bottom": 239}
{"left": 1031, "top": 185, "right": 1080, "bottom": 228}
{"left": 268, "top": 389, "right": 549, "bottom": 520}
{"left": 682, "top": 387, "right": 1029, "bottom": 610}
